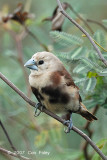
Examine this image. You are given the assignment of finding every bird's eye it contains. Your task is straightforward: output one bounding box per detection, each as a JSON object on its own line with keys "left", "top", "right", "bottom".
{"left": 38, "top": 60, "right": 44, "bottom": 65}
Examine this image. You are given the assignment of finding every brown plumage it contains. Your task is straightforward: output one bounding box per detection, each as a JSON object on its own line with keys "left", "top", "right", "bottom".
{"left": 24, "top": 51, "right": 97, "bottom": 125}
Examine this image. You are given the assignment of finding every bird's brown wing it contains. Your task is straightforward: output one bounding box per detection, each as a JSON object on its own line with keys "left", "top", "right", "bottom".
{"left": 63, "top": 69, "right": 82, "bottom": 102}
{"left": 52, "top": 69, "right": 82, "bottom": 102}
{"left": 31, "top": 87, "right": 44, "bottom": 103}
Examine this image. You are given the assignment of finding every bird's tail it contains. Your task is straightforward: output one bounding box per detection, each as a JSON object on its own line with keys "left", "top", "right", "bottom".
{"left": 79, "top": 102, "right": 97, "bottom": 121}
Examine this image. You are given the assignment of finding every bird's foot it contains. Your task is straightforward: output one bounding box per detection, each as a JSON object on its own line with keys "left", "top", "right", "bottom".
{"left": 34, "top": 103, "right": 43, "bottom": 117}
{"left": 63, "top": 113, "right": 73, "bottom": 133}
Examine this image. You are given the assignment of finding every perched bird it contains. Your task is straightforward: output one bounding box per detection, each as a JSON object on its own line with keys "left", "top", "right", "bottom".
{"left": 24, "top": 51, "right": 97, "bottom": 133}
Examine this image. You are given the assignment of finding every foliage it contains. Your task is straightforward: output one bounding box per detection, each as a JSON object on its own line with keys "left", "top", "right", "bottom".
{"left": 0, "top": 0, "right": 107, "bottom": 160}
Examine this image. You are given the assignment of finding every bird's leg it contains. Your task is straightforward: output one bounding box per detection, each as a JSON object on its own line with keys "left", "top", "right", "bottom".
{"left": 63, "top": 113, "right": 73, "bottom": 133}
{"left": 34, "top": 102, "right": 43, "bottom": 117}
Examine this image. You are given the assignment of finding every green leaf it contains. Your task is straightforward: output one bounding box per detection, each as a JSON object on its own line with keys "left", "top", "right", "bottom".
{"left": 74, "top": 77, "right": 88, "bottom": 84}
{"left": 93, "top": 30, "right": 106, "bottom": 48}
{"left": 84, "top": 77, "right": 97, "bottom": 92}
{"left": 72, "top": 57, "right": 103, "bottom": 75}
{"left": 88, "top": 50, "right": 99, "bottom": 63}
{"left": 69, "top": 47, "right": 86, "bottom": 60}
{"left": 92, "top": 139, "right": 107, "bottom": 160}
{"left": 81, "top": 57, "right": 96, "bottom": 67}
{"left": 87, "top": 71, "right": 98, "bottom": 78}
{"left": 96, "top": 139, "right": 107, "bottom": 149}
{"left": 81, "top": 57, "right": 103, "bottom": 73}
{"left": 73, "top": 63, "right": 91, "bottom": 74}
{"left": 58, "top": 47, "right": 86, "bottom": 60}
{"left": 98, "top": 68, "right": 107, "bottom": 76}
{"left": 50, "top": 31, "right": 83, "bottom": 47}
{"left": 73, "top": 58, "right": 95, "bottom": 74}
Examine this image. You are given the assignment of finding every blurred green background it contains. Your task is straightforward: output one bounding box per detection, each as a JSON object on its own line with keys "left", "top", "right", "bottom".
{"left": 0, "top": 0, "right": 107, "bottom": 160}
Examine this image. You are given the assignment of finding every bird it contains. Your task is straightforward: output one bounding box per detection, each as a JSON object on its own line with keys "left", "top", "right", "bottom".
{"left": 24, "top": 51, "right": 97, "bottom": 133}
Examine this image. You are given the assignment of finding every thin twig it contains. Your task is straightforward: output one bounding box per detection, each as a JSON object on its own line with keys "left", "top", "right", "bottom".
{"left": 68, "top": 4, "right": 94, "bottom": 34}
{"left": 82, "top": 34, "right": 107, "bottom": 52}
{"left": 83, "top": 105, "right": 99, "bottom": 160}
{"left": 15, "top": 34, "right": 31, "bottom": 97}
{"left": 87, "top": 19, "right": 107, "bottom": 32}
{"left": 0, "top": 147, "right": 31, "bottom": 160}
{"left": 24, "top": 25, "right": 49, "bottom": 51}
{"left": 4, "top": 28, "right": 30, "bottom": 96}
{"left": 6, "top": 28, "right": 42, "bottom": 132}
{"left": 0, "top": 72, "right": 107, "bottom": 160}
{"left": 56, "top": 0, "right": 107, "bottom": 67}
{"left": 0, "top": 120, "right": 16, "bottom": 151}
{"left": 0, "top": 120, "right": 23, "bottom": 160}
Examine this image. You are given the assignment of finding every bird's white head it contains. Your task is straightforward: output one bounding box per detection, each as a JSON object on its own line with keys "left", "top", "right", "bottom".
{"left": 24, "top": 51, "right": 63, "bottom": 76}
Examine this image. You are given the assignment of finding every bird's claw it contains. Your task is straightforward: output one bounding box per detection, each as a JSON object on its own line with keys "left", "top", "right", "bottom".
{"left": 63, "top": 120, "right": 70, "bottom": 125}
{"left": 64, "top": 120, "right": 73, "bottom": 133}
{"left": 63, "top": 114, "right": 73, "bottom": 133}
{"left": 34, "top": 103, "right": 43, "bottom": 117}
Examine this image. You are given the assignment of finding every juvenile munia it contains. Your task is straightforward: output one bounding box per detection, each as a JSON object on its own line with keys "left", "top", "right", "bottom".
{"left": 24, "top": 51, "right": 97, "bottom": 133}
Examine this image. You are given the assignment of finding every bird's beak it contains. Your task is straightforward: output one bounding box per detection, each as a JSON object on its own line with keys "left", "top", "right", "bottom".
{"left": 24, "top": 59, "right": 38, "bottom": 70}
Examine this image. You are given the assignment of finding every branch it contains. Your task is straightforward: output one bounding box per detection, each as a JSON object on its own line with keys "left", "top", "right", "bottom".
{"left": 0, "top": 147, "right": 31, "bottom": 160}
{"left": 82, "top": 34, "right": 107, "bottom": 52}
{"left": 87, "top": 19, "right": 107, "bottom": 32}
{"left": 24, "top": 25, "right": 49, "bottom": 51}
{"left": 0, "top": 120, "right": 25, "bottom": 160}
{"left": 0, "top": 72, "right": 107, "bottom": 160}
{"left": 83, "top": 105, "right": 99, "bottom": 160}
{"left": 6, "top": 28, "right": 42, "bottom": 132}
{"left": 67, "top": 4, "right": 94, "bottom": 34}
{"left": 56, "top": 0, "right": 107, "bottom": 67}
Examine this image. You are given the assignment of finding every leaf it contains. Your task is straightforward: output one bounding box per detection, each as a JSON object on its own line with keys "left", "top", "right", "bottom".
{"left": 88, "top": 50, "right": 99, "bottom": 63}
{"left": 73, "top": 58, "right": 95, "bottom": 74}
{"left": 93, "top": 30, "right": 106, "bottom": 48}
{"left": 92, "top": 139, "right": 107, "bottom": 160}
{"left": 84, "top": 77, "right": 97, "bottom": 92}
{"left": 96, "top": 139, "right": 107, "bottom": 149}
{"left": 73, "top": 63, "right": 91, "bottom": 74}
{"left": 81, "top": 57, "right": 103, "bottom": 73}
{"left": 87, "top": 71, "right": 98, "bottom": 78}
{"left": 69, "top": 47, "right": 86, "bottom": 60}
{"left": 50, "top": 31, "right": 83, "bottom": 47}
{"left": 98, "top": 68, "right": 107, "bottom": 76}
{"left": 58, "top": 47, "right": 86, "bottom": 60}
{"left": 74, "top": 77, "right": 88, "bottom": 84}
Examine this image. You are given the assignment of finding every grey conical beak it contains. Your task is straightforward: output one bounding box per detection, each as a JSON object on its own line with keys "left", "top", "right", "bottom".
{"left": 24, "top": 58, "right": 38, "bottom": 70}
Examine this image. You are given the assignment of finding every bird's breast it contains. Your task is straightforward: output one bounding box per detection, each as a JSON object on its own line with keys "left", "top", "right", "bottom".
{"left": 29, "top": 74, "right": 80, "bottom": 113}
{"left": 40, "top": 85, "right": 74, "bottom": 113}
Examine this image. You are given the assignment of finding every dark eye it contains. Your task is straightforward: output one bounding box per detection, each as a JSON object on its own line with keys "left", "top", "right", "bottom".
{"left": 38, "top": 60, "right": 44, "bottom": 65}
